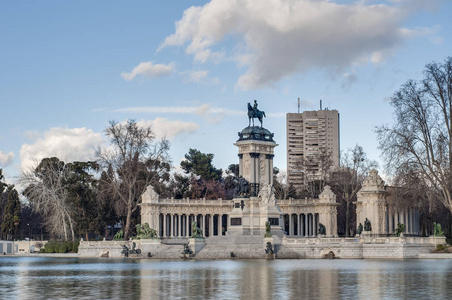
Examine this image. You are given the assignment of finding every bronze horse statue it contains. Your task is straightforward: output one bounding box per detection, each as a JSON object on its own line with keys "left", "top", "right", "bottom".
{"left": 248, "top": 102, "right": 266, "bottom": 127}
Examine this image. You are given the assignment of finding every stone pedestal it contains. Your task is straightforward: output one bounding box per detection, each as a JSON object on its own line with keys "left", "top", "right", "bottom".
{"left": 188, "top": 238, "right": 205, "bottom": 255}
{"left": 318, "top": 186, "right": 339, "bottom": 237}
{"left": 356, "top": 170, "right": 388, "bottom": 236}
{"left": 227, "top": 197, "right": 283, "bottom": 236}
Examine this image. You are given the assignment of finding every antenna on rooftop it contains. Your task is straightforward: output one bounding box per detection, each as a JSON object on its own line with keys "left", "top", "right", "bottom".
{"left": 298, "top": 98, "right": 300, "bottom": 113}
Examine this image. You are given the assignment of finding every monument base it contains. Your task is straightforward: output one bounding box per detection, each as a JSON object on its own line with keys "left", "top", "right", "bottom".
{"left": 227, "top": 197, "right": 284, "bottom": 237}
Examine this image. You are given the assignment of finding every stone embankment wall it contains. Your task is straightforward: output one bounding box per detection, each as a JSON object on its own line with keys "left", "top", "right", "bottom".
{"left": 277, "top": 236, "right": 445, "bottom": 259}
{"left": 78, "top": 236, "right": 446, "bottom": 259}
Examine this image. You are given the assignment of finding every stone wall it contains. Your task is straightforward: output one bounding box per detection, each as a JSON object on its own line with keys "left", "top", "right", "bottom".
{"left": 78, "top": 236, "right": 446, "bottom": 259}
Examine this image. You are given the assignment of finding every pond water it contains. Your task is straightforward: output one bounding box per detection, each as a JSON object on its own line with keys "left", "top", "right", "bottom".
{"left": 1, "top": 257, "right": 452, "bottom": 299}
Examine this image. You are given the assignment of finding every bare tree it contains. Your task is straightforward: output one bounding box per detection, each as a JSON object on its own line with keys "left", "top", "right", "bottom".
{"left": 299, "top": 147, "right": 334, "bottom": 198}
{"left": 329, "top": 145, "right": 377, "bottom": 237}
{"left": 377, "top": 57, "right": 452, "bottom": 214}
{"left": 20, "top": 157, "right": 76, "bottom": 241}
{"left": 273, "top": 169, "right": 296, "bottom": 200}
{"left": 97, "top": 120, "right": 170, "bottom": 240}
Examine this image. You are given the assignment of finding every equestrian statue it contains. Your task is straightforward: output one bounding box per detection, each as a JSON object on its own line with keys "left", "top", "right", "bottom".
{"left": 248, "top": 100, "right": 266, "bottom": 127}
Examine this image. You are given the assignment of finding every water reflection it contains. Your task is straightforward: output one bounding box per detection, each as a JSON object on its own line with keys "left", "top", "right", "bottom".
{"left": 1, "top": 257, "right": 452, "bottom": 299}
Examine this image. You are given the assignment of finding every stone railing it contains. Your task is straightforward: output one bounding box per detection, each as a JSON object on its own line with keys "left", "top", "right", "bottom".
{"left": 281, "top": 236, "right": 447, "bottom": 245}
{"left": 277, "top": 198, "right": 318, "bottom": 206}
{"left": 154, "top": 198, "right": 233, "bottom": 206}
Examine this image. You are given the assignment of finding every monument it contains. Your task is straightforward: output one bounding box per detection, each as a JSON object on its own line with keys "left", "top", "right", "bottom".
{"left": 227, "top": 101, "right": 284, "bottom": 236}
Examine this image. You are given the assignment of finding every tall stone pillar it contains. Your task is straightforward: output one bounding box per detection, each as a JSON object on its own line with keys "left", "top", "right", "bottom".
{"left": 318, "top": 186, "right": 339, "bottom": 237}
{"left": 234, "top": 126, "right": 277, "bottom": 195}
{"left": 356, "top": 169, "right": 388, "bottom": 236}
{"left": 219, "top": 214, "right": 223, "bottom": 236}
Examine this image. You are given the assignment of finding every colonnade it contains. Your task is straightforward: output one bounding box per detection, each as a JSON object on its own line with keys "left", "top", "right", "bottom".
{"left": 158, "top": 213, "right": 228, "bottom": 238}
{"left": 386, "top": 208, "right": 420, "bottom": 235}
{"left": 283, "top": 213, "right": 319, "bottom": 237}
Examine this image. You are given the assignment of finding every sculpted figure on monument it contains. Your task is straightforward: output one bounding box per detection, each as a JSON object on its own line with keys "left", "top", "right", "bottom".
{"left": 364, "top": 218, "right": 372, "bottom": 232}
{"left": 191, "top": 221, "right": 203, "bottom": 238}
{"left": 236, "top": 176, "right": 250, "bottom": 197}
{"left": 357, "top": 223, "right": 363, "bottom": 235}
{"left": 258, "top": 183, "right": 276, "bottom": 206}
{"left": 264, "top": 221, "right": 272, "bottom": 238}
{"left": 247, "top": 100, "right": 266, "bottom": 127}
{"left": 318, "top": 223, "right": 326, "bottom": 235}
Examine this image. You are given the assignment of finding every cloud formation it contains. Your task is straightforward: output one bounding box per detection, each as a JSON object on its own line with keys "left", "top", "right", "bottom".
{"left": 0, "top": 150, "right": 14, "bottom": 167}
{"left": 160, "top": 0, "right": 437, "bottom": 89}
{"left": 186, "top": 70, "right": 220, "bottom": 84}
{"left": 136, "top": 118, "right": 200, "bottom": 140}
{"left": 116, "top": 104, "right": 243, "bottom": 125}
{"left": 20, "top": 127, "right": 104, "bottom": 171}
{"left": 121, "top": 61, "right": 174, "bottom": 81}
{"left": 114, "top": 104, "right": 244, "bottom": 117}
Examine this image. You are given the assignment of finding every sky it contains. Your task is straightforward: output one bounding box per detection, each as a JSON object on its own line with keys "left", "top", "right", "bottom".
{"left": 1, "top": 0, "right": 451, "bottom": 185}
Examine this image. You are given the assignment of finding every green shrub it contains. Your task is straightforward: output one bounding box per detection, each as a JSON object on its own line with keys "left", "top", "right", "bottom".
{"left": 72, "top": 241, "right": 80, "bottom": 253}
{"left": 58, "top": 243, "right": 68, "bottom": 253}
{"left": 44, "top": 241, "right": 57, "bottom": 253}
{"left": 436, "top": 244, "right": 445, "bottom": 251}
{"left": 42, "top": 240, "right": 80, "bottom": 253}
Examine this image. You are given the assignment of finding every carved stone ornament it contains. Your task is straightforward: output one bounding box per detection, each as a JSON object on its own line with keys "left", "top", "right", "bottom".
{"left": 319, "top": 185, "right": 336, "bottom": 203}
{"left": 260, "top": 158, "right": 266, "bottom": 174}
{"left": 244, "top": 157, "right": 251, "bottom": 174}
{"left": 258, "top": 182, "right": 276, "bottom": 207}
{"left": 361, "top": 169, "right": 385, "bottom": 192}
{"left": 142, "top": 185, "right": 159, "bottom": 204}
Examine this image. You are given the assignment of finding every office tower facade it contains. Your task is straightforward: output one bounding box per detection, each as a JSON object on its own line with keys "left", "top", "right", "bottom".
{"left": 286, "top": 109, "right": 340, "bottom": 194}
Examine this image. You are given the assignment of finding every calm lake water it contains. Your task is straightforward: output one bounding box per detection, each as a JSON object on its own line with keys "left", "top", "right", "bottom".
{"left": 1, "top": 257, "right": 452, "bottom": 299}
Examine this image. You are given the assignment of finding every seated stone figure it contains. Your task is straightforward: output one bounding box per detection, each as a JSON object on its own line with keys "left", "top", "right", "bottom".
{"left": 364, "top": 218, "right": 372, "bottom": 232}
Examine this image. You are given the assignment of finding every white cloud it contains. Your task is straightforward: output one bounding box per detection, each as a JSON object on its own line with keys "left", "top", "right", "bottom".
{"left": 160, "top": 0, "right": 439, "bottom": 89}
{"left": 190, "top": 70, "right": 208, "bottom": 82}
{"left": 114, "top": 104, "right": 244, "bottom": 117}
{"left": 179, "top": 70, "right": 220, "bottom": 84}
{"left": 136, "top": 118, "right": 200, "bottom": 140}
{"left": 19, "top": 127, "right": 104, "bottom": 171}
{"left": 0, "top": 150, "right": 14, "bottom": 167}
{"left": 121, "top": 61, "right": 174, "bottom": 81}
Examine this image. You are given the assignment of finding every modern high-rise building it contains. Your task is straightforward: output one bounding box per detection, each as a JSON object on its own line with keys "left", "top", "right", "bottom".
{"left": 286, "top": 107, "right": 340, "bottom": 194}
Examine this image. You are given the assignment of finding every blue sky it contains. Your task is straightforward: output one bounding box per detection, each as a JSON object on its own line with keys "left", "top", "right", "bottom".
{"left": 1, "top": 0, "right": 451, "bottom": 184}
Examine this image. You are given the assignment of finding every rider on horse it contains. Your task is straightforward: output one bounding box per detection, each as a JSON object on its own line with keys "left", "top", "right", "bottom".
{"left": 248, "top": 100, "right": 266, "bottom": 127}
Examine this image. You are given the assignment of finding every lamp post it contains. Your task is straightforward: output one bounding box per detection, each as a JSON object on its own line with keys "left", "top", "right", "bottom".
{"left": 27, "top": 223, "right": 31, "bottom": 253}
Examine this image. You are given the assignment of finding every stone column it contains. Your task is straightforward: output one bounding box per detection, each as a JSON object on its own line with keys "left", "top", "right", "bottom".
{"left": 219, "top": 214, "right": 223, "bottom": 236}
{"left": 202, "top": 215, "right": 206, "bottom": 237}
{"left": 163, "top": 214, "right": 167, "bottom": 237}
{"left": 304, "top": 214, "right": 308, "bottom": 237}
{"left": 171, "top": 214, "right": 177, "bottom": 237}
{"left": 289, "top": 214, "right": 293, "bottom": 236}
{"left": 266, "top": 154, "right": 274, "bottom": 185}
{"left": 238, "top": 154, "right": 243, "bottom": 177}
{"left": 209, "top": 215, "right": 214, "bottom": 237}
{"left": 178, "top": 214, "right": 181, "bottom": 237}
